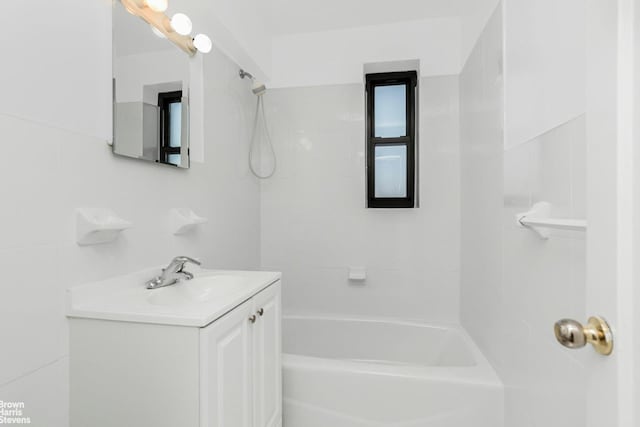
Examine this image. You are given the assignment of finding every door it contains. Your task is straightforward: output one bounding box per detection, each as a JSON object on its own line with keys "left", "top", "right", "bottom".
{"left": 584, "top": 0, "right": 636, "bottom": 425}
{"left": 252, "top": 283, "right": 282, "bottom": 427}
{"left": 200, "top": 299, "right": 254, "bottom": 427}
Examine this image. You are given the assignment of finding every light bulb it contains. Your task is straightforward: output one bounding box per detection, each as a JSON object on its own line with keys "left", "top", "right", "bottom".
{"left": 193, "top": 34, "right": 212, "bottom": 53}
{"left": 144, "top": 0, "right": 168, "bottom": 12}
{"left": 170, "top": 13, "right": 192, "bottom": 36}
{"left": 151, "top": 25, "right": 166, "bottom": 39}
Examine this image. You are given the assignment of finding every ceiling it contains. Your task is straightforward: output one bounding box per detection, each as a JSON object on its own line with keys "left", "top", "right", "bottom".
{"left": 266, "top": 0, "right": 495, "bottom": 35}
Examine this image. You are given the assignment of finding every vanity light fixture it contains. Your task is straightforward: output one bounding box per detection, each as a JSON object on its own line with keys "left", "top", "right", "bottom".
{"left": 150, "top": 24, "right": 167, "bottom": 39}
{"left": 193, "top": 34, "right": 213, "bottom": 53}
{"left": 120, "top": 0, "right": 212, "bottom": 56}
{"left": 144, "top": 0, "right": 168, "bottom": 12}
{"left": 170, "top": 13, "right": 193, "bottom": 36}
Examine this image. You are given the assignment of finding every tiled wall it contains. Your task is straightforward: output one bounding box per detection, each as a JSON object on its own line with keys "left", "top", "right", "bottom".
{"left": 460, "top": 3, "right": 589, "bottom": 427}
{"left": 500, "top": 117, "right": 587, "bottom": 427}
{"left": 503, "top": 0, "right": 586, "bottom": 148}
{"left": 260, "top": 76, "right": 461, "bottom": 322}
{"left": 459, "top": 3, "right": 505, "bottom": 362}
{"left": 0, "top": 2, "right": 261, "bottom": 425}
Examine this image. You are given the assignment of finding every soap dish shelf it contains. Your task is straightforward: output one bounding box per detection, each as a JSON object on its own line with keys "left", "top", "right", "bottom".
{"left": 170, "top": 208, "right": 208, "bottom": 235}
{"left": 76, "top": 208, "right": 133, "bottom": 246}
{"left": 516, "top": 202, "right": 587, "bottom": 239}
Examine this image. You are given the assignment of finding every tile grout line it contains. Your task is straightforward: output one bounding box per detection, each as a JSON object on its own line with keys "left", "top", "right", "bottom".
{"left": 0, "top": 111, "right": 107, "bottom": 145}
{"left": 0, "top": 355, "right": 69, "bottom": 389}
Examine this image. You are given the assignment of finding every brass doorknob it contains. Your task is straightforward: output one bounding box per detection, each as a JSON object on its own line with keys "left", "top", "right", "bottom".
{"left": 554, "top": 316, "right": 613, "bottom": 355}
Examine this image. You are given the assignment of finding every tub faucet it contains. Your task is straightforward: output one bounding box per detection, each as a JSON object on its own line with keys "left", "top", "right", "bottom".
{"left": 146, "top": 256, "right": 201, "bottom": 289}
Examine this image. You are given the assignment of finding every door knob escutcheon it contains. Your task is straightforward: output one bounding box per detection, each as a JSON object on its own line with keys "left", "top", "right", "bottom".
{"left": 554, "top": 316, "right": 613, "bottom": 355}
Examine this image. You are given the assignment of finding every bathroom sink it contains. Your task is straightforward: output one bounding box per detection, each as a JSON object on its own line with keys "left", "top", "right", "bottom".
{"left": 66, "top": 267, "right": 281, "bottom": 327}
{"left": 146, "top": 275, "right": 247, "bottom": 306}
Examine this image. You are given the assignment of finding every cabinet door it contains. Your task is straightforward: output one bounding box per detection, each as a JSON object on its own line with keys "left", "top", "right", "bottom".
{"left": 252, "top": 282, "right": 282, "bottom": 427}
{"left": 200, "top": 299, "right": 254, "bottom": 427}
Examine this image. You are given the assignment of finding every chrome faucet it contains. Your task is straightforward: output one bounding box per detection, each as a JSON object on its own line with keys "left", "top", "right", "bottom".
{"left": 146, "top": 256, "right": 202, "bottom": 289}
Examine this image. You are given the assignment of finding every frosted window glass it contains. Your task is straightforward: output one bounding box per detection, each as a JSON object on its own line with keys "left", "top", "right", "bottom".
{"left": 169, "top": 102, "right": 182, "bottom": 147}
{"left": 374, "top": 145, "right": 407, "bottom": 198}
{"left": 374, "top": 85, "right": 406, "bottom": 138}
{"left": 167, "top": 154, "right": 181, "bottom": 166}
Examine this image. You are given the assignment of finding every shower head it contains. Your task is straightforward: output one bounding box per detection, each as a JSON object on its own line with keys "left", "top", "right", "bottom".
{"left": 240, "top": 68, "right": 267, "bottom": 96}
{"left": 252, "top": 82, "right": 267, "bottom": 96}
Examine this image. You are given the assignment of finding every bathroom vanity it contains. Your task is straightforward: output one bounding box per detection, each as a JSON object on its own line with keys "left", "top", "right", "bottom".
{"left": 67, "top": 267, "right": 282, "bottom": 427}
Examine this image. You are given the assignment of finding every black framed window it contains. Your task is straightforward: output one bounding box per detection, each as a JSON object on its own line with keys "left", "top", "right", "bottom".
{"left": 158, "top": 90, "right": 183, "bottom": 167}
{"left": 366, "top": 71, "right": 417, "bottom": 208}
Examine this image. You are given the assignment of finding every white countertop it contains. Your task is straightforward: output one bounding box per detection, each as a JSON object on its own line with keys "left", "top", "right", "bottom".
{"left": 66, "top": 266, "right": 281, "bottom": 327}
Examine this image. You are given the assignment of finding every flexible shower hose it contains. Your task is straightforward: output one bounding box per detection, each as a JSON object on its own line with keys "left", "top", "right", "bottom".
{"left": 249, "top": 95, "right": 277, "bottom": 179}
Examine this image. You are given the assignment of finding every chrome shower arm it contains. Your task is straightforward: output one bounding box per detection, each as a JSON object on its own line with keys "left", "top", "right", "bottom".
{"left": 239, "top": 69, "right": 255, "bottom": 80}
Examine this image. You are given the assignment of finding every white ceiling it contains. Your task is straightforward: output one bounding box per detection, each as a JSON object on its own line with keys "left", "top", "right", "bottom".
{"left": 266, "top": 0, "right": 495, "bottom": 35}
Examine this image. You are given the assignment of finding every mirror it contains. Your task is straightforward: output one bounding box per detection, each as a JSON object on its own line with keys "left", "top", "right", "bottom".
{"left": 112, "top": 1, "right": 191, "bottom": 168}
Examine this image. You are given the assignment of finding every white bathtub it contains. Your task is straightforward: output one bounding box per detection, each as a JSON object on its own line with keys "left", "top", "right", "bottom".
{"left": 282, "top": 315, "right": 504, "bottom": 427}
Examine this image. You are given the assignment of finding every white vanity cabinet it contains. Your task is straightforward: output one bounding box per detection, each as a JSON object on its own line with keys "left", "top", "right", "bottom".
{"left": 252, "top": 284, "right": 282, "bottom": 427}
{"left": 200, "top": 283, "right": 282, "bottom": 427}
{"left": 68, "top": 271, "right": 281, "bottom": 427}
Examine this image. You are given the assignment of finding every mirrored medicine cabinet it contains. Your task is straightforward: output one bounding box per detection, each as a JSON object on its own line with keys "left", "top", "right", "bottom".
{"left": 111, "top": 1, "right": 192, "bottom": 168}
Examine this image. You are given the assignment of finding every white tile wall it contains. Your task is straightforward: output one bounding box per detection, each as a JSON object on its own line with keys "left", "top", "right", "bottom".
{"left": 460, "top": 4, "right": 589, "bottom": 427}
{"left": 0, "top": 0, "right": 112, "bottom": 141}
{"left": 459, "top": 3, "right": 505, "bottom": 362}
{"left": 504, "top": 0, "right": 586, "bottom": 148}
{"left": 500, "top": 118, "right": 588, "bottom": 427}
{"left": 0, "top": 358, "right": 69, "bottom": 427}
{"left": 260, "top": 76, "right": 461, "bottom": 322}
{"left": 0, "top": 4, "right": 261, "bottom": 424}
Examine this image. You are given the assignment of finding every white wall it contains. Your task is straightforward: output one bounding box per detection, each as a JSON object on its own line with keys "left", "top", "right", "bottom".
{"left": 267, "top": 0, "right": 502, "bottom": 89}
{"left": 0, "top": 0, "right": 112, "bottom": 141}
{"left": 460, "top": 3, "right": 589, "bottom": 427}
{"left": 503, "top": 0, "right": 586, "bottom": 148}
{"left": 460, "top": 0, "right": 501, "bottom": 66}
{"left": 500, "top": 117, "right": 588, "bottom": 427}
{"left": 208, "top": 0, "right": 271, "bottom": 79}
{"left": 459, "top": 3, "right": 505, "bottom": 366}
{"left": 269, "top": 18, "right": 461, "bottom": 88}
{"left": 115, "top": 50, "right": 189, "bottom": 104}
{"left": 0, "top": 2, "right": 261, "bottom": 425}
{"left": 260, "top": 76, "right": 460, "bottom": 321}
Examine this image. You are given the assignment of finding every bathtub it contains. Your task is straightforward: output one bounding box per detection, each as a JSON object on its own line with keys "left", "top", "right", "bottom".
{"left": 282, "top": 315, "right": 504, "bottom": 427}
